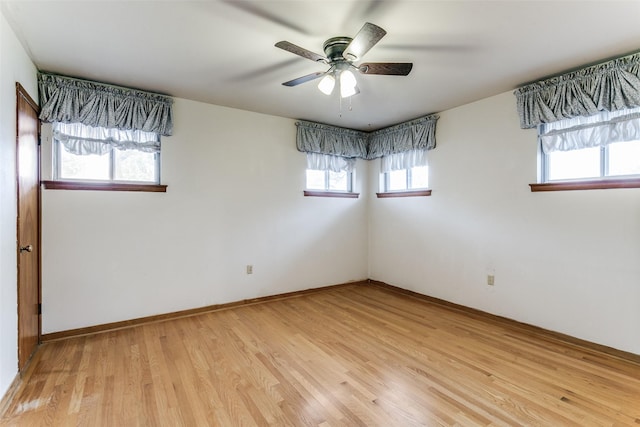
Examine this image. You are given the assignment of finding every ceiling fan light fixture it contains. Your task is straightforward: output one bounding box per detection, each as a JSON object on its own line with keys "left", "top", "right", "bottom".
{"left": 276, "top": 22, "right": 412, "bottom": 102}
{"left": 317, "top": 74, "right": 335, "bottom": 95}
{"left": 340, "top": 69, "right": 357, "bottom": 98}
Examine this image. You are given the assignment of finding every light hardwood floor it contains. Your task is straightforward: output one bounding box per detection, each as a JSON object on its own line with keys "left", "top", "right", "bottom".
{"left": 1, "top": 284, "right": 639, "bottom": 426}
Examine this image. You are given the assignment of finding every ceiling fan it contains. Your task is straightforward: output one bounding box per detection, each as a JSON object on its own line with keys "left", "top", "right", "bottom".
{"left": 275, "top": 22, "right": 413, "bottom": 98}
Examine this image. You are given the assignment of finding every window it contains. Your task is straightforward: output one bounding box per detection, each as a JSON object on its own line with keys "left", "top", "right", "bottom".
{"left": 543, "top": 142, "right": 640, "bottom": 182}
{"left": 50, "top": 122, "right": 162, "bottom": 187}
{"left": 303, "top": 153, "right": 358, "bottom": 197}
{"left": 537, "top": 107, "right": 640, "bottom": 188}
{"left": 381, "top": 166, "right": 429, "bottom": 192}
{"left": 55, "top": 141, "right": 160, "bottom": 183}
{"left": 377, "top": 149, "right": 431, "bottom": 197}
{"left": 306, "top": 169, "right": 353, "bottom": 192}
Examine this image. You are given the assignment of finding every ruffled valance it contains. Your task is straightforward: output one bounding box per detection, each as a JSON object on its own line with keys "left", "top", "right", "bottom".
{"left": 38, "top": 73, "right": 173, "bottom": 136}
{"left": 296, "top": 114, "right": 439, "bottom": 160}
{"left": 306, "top": 152, "right": 356, "bottom": 173}
{"left": 380, "top": 149, "right": 428, "bottom": 172}
{"left": 514, "top": 52, "right": 640, "bottom": 129}
{"left": 366, "top": 115, "right": 438, "bottom": 159}
{"left": 539, "top": 107, "right": 640, "bottom": 153}
{"left": 296, "top": 121, "right": 368, "bottom": 158}
{"left": 53, "top": 122, "right": 160, "bottom": 155}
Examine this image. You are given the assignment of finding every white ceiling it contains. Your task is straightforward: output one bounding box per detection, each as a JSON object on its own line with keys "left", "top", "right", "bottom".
{"left": 3, "top": 0, "right": 640, "bottom": 131}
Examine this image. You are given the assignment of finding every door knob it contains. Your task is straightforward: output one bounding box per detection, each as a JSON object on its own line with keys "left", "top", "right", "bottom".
{"left": 19, "top": 244, "right": 33, "bottom": 253}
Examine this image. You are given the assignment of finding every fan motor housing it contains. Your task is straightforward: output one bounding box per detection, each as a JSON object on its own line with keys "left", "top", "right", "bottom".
{"left": 323, "top": 37, "right": 353, "bottom": 62}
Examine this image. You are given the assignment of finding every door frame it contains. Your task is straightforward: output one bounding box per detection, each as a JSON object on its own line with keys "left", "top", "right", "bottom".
{"left": 15, "top": 82, "right": 41, "bottom": 371}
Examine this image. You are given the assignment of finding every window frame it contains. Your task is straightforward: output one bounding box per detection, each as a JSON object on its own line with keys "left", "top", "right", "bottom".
{"left": 541, "top": 144, "right": 611, "bottom": 183}
{"left": 377, "top": 165, "right": 431, "bottom": 198}
{"left": 303, "top": 169, "right": 359, "bottom": 198}
{"left": 43, "top": 129, "right": 166, "bottom": 192}
{"left": 533, "top": 138, "right": 640, "bottom": 192}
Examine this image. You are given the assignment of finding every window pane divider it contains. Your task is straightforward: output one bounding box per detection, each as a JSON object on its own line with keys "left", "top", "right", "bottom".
{"left": 109, "top": 149, "right": 116, "bottom": 180}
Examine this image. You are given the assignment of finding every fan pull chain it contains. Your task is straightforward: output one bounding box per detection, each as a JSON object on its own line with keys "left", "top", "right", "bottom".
{"left": 338, "top": 94, "right": 355, "bottom": 118}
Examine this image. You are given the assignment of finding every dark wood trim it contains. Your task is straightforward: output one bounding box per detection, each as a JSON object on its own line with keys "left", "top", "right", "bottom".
{"left": 35, "top": 97, "right": 42, "bottom": 347}
{"left": 39, "top": 278, "right": 640, "bottom": 365}
{"left": 303, "top": 190, "right": 359, "bottom": 198}
{"left": 376, "top": 189, "right": 432, "bottom": 198}
{"left": 42, "top": 180, "right": 167, "bottom": 192}
{"left": 41, "top": 281, "right": 369, "bottom": 342}
{"left": 530, "top": 178, "right": 640, "bottom": 192}
{"left": 15, "top": 83, "right": 38, "bottom": 112}
{"left": 369, "top": 280, "right": 640, "bottom": 365}
{"left": 15, "top": 83, "right": 42, "bottom": 371}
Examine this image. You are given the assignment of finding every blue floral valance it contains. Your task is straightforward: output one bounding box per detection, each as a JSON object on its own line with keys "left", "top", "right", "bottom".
{"left": 38, "top": 72, "right": 173, "bottom": 136}
{"left": 296, "top": 121, "right": 368, "bottom": 158}
{"left": 514, "top": 52, "right": 640, "bottom": 129}
{"left": 366, "top": 115, "right": 438, "bottom": 159}
{"left": 296, "top": 114, "right": 439, "bottom": 160}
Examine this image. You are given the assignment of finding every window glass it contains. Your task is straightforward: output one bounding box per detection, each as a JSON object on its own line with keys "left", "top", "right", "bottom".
{"left": 387, "top": 169, "right": 407, "bottom": 191}
{"left": 607, "top": 140, "right": 640, "bottom": 176}
{"left": 59, "top": 148, "right": 110, "bottom": 180}
{"left": 114, "top": 149, "right": 157, "bottom": 182}
{"left": 328, "top": 170, "right": 349, "bottom": 191}
{"left": 410, "top": 166, "right": 429, "bottom": 189}
{"left": 306, "top": 169, "right": 353, "bottom": 192}
{"left": 546, "top": 147, "right": 600, "bottom": 181}
{"left": 305, "top": 170, "right": 326, "bottom": 190}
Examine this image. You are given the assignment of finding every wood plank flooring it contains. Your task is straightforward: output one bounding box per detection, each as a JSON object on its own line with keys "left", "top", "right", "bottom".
{"left": 1, "top": 284, "right": 639, "bottom": 426}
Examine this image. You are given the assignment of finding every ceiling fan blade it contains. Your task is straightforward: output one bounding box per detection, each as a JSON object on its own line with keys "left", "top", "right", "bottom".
{"left": 343, "top": 22, "right": 387, "bottom": 60}
{"left": 275, "top": 41, "right": 327, "bottom": 63}
{"left": 381, "top": 44, "right": 474, "bottom": 53}
{"left": 222, "top": 1, "right": 312, "bottom": 35}
{"left": 230, "top": 58, "right": 302, "bottom": 82}
{"left": 282, "top": 71, "right": 327, "bottom": 87}
{"left": 359, "top": 62, "right": 413, "bottom": 76}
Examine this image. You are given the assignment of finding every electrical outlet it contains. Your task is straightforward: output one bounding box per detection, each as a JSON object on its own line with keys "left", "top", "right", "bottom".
{"left": 487, "top": 274, "right": 495, "bottom": 286}
{"left": 246, "top": 265, "right": 253, "bottom": 274}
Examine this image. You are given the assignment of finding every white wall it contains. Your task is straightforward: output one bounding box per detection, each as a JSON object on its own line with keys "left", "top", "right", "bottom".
{"left": 41, "top": 90, "right": 640, "bottom": 356}
{"left": 0, "top": 9, "right": 38, "bottom": 399}
{"left": 369, "top": 91, "right": 640, "bottom": 355}
{"left": 41, "top": 98, "right": 369, "bottom": 333}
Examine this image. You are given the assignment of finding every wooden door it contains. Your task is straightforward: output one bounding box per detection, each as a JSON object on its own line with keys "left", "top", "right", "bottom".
{"left": 16, "top": 83, "right": 40, "bottom": 371}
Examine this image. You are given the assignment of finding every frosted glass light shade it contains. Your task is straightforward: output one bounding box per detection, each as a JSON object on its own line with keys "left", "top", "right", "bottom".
{"left": 318, "top": 74, "right": 335, "bottom": 95}
{"left": 340, "top": 69, "right": 357, "bottom": 98}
